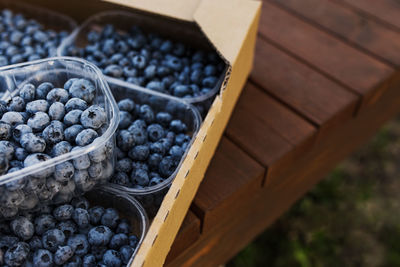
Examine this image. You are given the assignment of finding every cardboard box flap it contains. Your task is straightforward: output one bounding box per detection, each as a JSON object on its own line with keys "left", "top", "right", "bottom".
{"left": 103, "top": 0, "right": 200, "bottom": 21}
{"left": 193, "top": 0, "right": 261, "bottom": 64}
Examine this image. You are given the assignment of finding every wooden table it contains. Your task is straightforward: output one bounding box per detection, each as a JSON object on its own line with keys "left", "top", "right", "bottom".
{"left": 165, "top": 0, "right": 400, "bottom": 266}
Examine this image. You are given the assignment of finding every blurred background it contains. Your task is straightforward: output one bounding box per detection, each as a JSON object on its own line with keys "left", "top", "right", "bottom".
{"left": 228, "top": 115, "right": 400, "bottom": 267}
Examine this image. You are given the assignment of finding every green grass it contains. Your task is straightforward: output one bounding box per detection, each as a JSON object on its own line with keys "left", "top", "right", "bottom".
{"left": 228, "top": 116, "right": 400, "bottom": 267}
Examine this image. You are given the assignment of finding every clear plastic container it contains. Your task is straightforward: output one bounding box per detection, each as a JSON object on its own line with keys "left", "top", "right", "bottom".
{"left": 57, "top": 10, "right": 228, "bottom": 117}
{"left": 0, "top": 57, "right": 119, "bottom": 219}
{"left": 85, "top": 187, "right": 148, "bottom": 263}
{"left": 106, "top": 79, "right": 201, "bottom": 216}
{"left": 0, "top": 0, "right": 78, "bottom": 57}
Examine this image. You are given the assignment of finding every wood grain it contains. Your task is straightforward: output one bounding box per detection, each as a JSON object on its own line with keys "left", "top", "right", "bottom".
{"left": 259, "top": 2, "right": 394, "bottom": 104}
{"left": 192, "top": 137, "right": 265, "bottom": 233}
{"left": 271, "top": 0, "right": 400, "bottom": 67}
{"left": 251, "top": 38, "right": 359, "bottom": 132}
{"left": 335, "top": 0, "right": 400, "bottom": 31}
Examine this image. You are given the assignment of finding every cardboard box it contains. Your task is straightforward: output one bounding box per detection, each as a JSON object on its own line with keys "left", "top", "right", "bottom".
{"left": 18, "top": 0, "right": 261, "bottom": 265}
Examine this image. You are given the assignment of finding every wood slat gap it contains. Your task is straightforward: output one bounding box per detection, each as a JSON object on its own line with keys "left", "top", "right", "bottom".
{"left": 269, "top": 0, "right": 399, "bottom": 68}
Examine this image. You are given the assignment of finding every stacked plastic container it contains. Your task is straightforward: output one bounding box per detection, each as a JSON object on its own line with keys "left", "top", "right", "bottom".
{"left": 57, "top": 10, "right": 227, "bottom": 117}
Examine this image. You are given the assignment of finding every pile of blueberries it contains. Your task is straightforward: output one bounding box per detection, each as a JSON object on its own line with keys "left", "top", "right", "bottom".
{"left": 0, "top": 9, "right": 69, "bottom": 67}
{"left": 112, "top": 98, "right": 191, "bottom": 189}
{"left": 66, "top": 24, "right": 225, "bottom": 99}
{"left": 0, "top": 77, "right": 114, "bottom": 219}
{"left": 0, "top": 196, "right": 139, "bottom": 266}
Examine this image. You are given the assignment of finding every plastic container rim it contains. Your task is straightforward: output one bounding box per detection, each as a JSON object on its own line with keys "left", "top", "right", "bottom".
{"left": 57, "top": 9, "right": 225, "bottom": 105}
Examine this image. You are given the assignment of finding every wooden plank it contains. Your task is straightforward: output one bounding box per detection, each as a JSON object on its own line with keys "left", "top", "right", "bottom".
{"left": 225, "top": 83, "right": 316, "bottom": 177}
{"left": 271, "top": 0, "right": 400, "bottom": 67}
{"left": 167, "top": 64, "right": 400, "bottom": 267}
{"left": 335, "top": 0, "right": 400, "bottom": 31}
{"left": 165, "top": 211, "right": 200, "bottom": 264}
{"left": 191, "top": 137, "right": 265, "bottom": 233}
{"left": 259, "top": 2, "right": 394, "bottom": 106}
{"left": 251, "top": 38, "right": 359, "bottom": 133}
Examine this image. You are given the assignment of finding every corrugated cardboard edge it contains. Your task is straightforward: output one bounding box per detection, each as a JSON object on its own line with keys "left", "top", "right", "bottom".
{"left": 131, "top": 1, "right": 262, "bottom": 266}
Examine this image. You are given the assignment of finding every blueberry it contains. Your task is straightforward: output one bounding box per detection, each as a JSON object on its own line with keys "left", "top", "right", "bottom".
{"left": 87, "top": 162, "right": 103, "bottom": 180}
{"left": 150, "top": 141, "right": 166, "bottom": 155}
{"left": 87, "top": 225, "right": 113, "bottom": 246}
{"left": 1, "top": 111, "right": 24, "bottom": 126}
{"left": 74, "top": 169, "right": 95, "bottom": 192}
{"left": 69, "top": 79, "right": 96, "bottom": 103}
{"left": 0, "top": 235, "right": 19, "bottom": 251}
{"left": 132, "top": 55, "right": 147, "bottom": 70}
{"left": 46, "top": 88, "right": 69, "bottom": 104}
{"left": 202, "top": 76, "right": 217, "bottom": 87}
{"left": 131, "top": 168, "right": 149, "bottom": 186}
{"left": 42, "top": 120, "right": 64, "bottom": 145}
{"left": 169, "top": 145, "right": 184, "bottom": 161}
{"left": 64, "top": 109, "right": 83, "bottom": 126}
{"left": 109, "top": 233, "right": 128, "bottom": 249}
{"left": 20, "top": 133, "right": 46, "bottom": 153}
{"left": 111, "top": 172, "right": 130, "bottom": 186}
{"left": 71, "top": 197, "right": 90, "bottom": 210}
{"left": 139, "top": 104, "right": 154, "bottom": 123}
{"left": 115, "top": 221, "right": 130, "bottom": 235}
{"left": 81, "top": 254, "right": 95, "bottom": 267}
{"left": 71, "top": 208, "right": 90, "bottom": 229}
{"left": 129, "top": 235, "right": 139, "bottom": 248}
{"left": 57, "top": 220, "right": 77, "bottom": 238}
{"left": 8, "top": 96, "right": 25, "bottom": 112}
{"left": 65, "top": 98, "right": 88, "bottom": 112}
{"left": 91, "top": 246, "right": 107, "bottom": 261}
{"left": 118, "top": 111, "right": 133, "bottom": 129}
{"left": 0, "top": 140, "right": 14, "bottom": 160}
{"left": 117, "top": 99, "right": 135, "bottom": 112}
{"left": 54, "top": 245, "right": 74, "bottom": 265}
{"left": 34, "top": 214, "right": 56, "bottom": 235}
{"left": 32, "top": 249, "right": 53, "bottom": 267}
{"left": 117, "top": 130, "right": 135, "bottom": 152}
{"left": 67, "top": 234, "right": 89, "bottom": 256}
{"left": 0, "top": 121, "right": 11, "bottom": 140}
{"left": 159, "top": 156, "right": 175, "bottom": 177}
{"left": 71, "top": 146, "right": 91, "bottom": 169}
{"left": 148, "top": 153, "right": 163, "bottom": 170}
{"left": 27, "top": 112, "right": 50, "bottom": 132}
{"left": 149, "top": 176, "right": 164, "bottom": 186}
{"left": 51, "top": 141, "right": 72, "bottom": 157}
{"left": 53, "top": 204, "right": 74, "bottom": 221}
{"left": 12, "top": 124, "right": 32, "bottom": 142}
{"left": 64, "top": 125, "right": 84, "bottom": 144}
{"left": 28, "top": 236, "right": 42, "bottom": 250}
{"left": 63, "top": 256, "right": 82, "bottom": 267}
{"left": 88, "top": 142, "right": 107, "bottom": 163}
{"left": 80, "top": 105, "right": 106, "bottom": 129}
{"left": 156, "top": 112, "right": 172, "bottom": 127}
{"left": 25, "top": 99, "right": 49, "bottom": 114}
{"left": 116, "top": 158, "right": 132, "bottom": 173}
{"left": 129, "top": 126, "right": 147, "bottom": 146}
{"left": 101, "top": 208, "right": 119, "bottom": 229}
{"left": 170, "top": 119, "right": 187, "bottom": 133}
{"left": 146, "top": 81, "right": 165, "bottom": 93}
{"left": 48, "top": 102, "right": 65, "bottom": 121}
{"left": 104, "top": 64, "right": 123, "bottom": 78}
{"left": 119, "top": 245, "right": 135, "bottom": 264}
{"left": 103, "top": 249, "right": 122, "bottom": 267}
{"left": 147, "top": 124, "right": 165, "bottom": 142}
{"left": 75, "top": 129, "right": 98, "bottom": 146}
{"left": 63, "top": 78, "right": 79, "bottom": 90}
{"left": 5, "top": 242, "right": 30, "bottom": 266}
{"left": 128, "top": 145, "right": 149, "bottom": 161}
